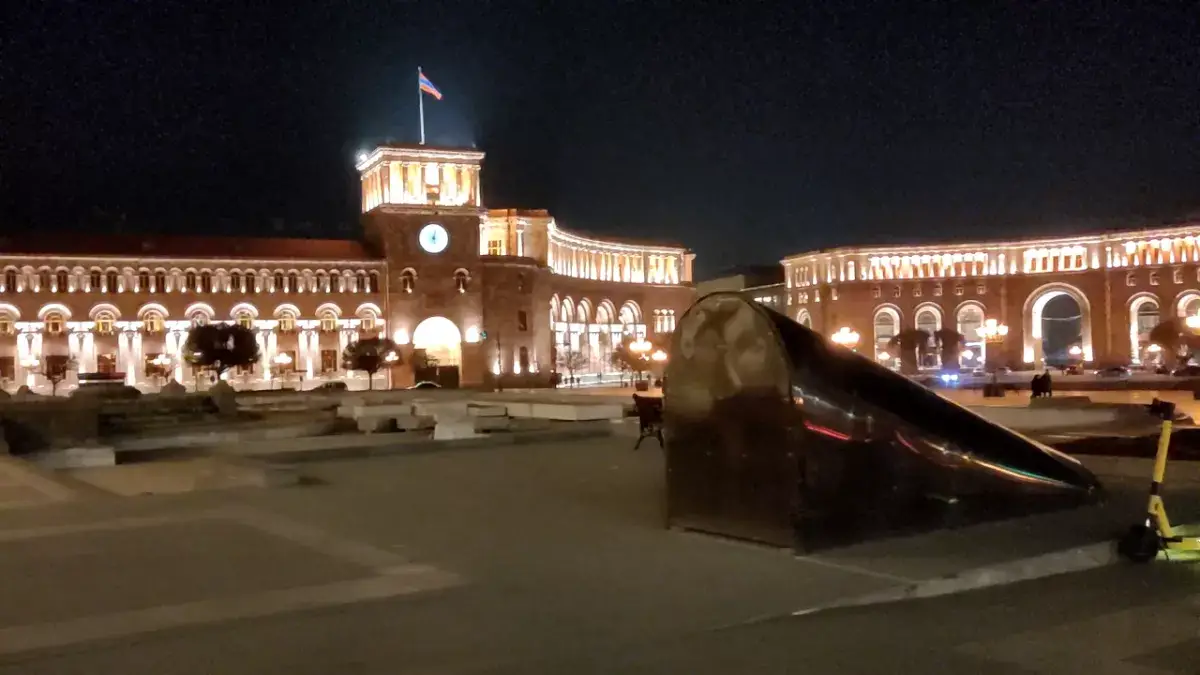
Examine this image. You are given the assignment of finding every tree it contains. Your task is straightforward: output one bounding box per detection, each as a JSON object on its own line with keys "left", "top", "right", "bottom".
{"left": 934, "top": 328, "right": 965, "bottom": 371}
{"left": 1148, "top": 318, "right": 1200, "bottom": 367}
{"left": 556, "top": 347, "right": 588, "bottom": 387}
{"left": 887, "top": 328, "right": 931, "bottom": 375}
{"left": 342, "top": 337, "right": 400, "bottom": 390}
{"left": 41, "top": 355, "right": 77, "bottom": 396}
{"left": 183, "top": 324, "right": 261, "bottom": 382}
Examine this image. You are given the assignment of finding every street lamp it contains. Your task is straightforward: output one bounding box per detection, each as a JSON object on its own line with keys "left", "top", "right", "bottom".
{"left": 630, "top": 338, "right": 652, "bottom": 355}
{"left": 384, "top": 351, "right": 399, "bottom": 364}
{"left": 651, "top": 349, "right": 667, "bottom": 362}
{"left": 830, "top": 327, "right": 860, "bottom": 350}
{"left": 1149, "top": 343, "right": 1163, "bottom": 353}
{"left": 877, "top": 351, "right": 891, "bottom": 362}
{"left": 1186, "top": 315, "right": 1200, "bottom": 330}
{"left": 977, "top": 319, "right": 1008, "bottom": 342}
{"left": 1068, "top": 345, "right": 1083, "bottom": 356}
{"left": 150, "top": 354, "right": 172, "bottom": 390}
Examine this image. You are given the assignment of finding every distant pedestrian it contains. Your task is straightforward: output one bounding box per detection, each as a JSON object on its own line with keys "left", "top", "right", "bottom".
{"left": 1042, "top": 371, "right": 1053, "bottom": 397}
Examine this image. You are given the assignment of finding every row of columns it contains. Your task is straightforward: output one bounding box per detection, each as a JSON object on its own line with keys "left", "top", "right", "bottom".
{"left": 548, "top": 244, "right": 685, "bottom": 284}
{"left": 363, "top": 162, "right": 481, "bottom": 210}
{"left": 8, "top": 326, "right": 383, "bottom": 393}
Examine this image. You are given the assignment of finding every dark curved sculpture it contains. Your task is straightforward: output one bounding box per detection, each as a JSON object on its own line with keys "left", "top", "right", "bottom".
{"left": 663, "top": 293, "right": 1102, "bottom": 552}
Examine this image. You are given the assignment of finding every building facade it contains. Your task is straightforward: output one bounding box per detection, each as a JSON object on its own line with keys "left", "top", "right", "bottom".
{"left": 782, "top": 225, "right": 1200, "bottom": 370}
{"left": 0, "top": 143, "right": 695, "bottom": 393}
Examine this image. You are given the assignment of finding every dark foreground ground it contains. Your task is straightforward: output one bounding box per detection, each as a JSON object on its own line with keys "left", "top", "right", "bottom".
{"left": 0, "top": 435, "right": 1196, "bottom": 674}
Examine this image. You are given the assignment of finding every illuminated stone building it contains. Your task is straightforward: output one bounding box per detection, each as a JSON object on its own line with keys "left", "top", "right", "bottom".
{"left": 782, "top": 225, "right": 1200, "bottom": 369}
{"left": 0, "top": 143, "right": 694, "bottom": 393}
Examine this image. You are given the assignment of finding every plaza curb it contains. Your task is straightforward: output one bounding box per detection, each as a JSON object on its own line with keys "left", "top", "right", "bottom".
{"left": 231, "top": 422, "right": 617, "bottom": 464}
{"left": 789, "top": 540, "right": 1120, "bottom": 617}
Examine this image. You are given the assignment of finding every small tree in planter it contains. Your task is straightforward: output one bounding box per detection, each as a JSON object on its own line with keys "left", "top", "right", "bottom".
{"left": 342, "top": 337, "right": 400, "bottom": 390}
{"left": 41, "top": 355, "right": 78, "bottom": 397}
{"left": 556, "top": 347, "right": 588, "bottom": 387}
{"left": 934, "top": 328, "right": 965, "bottom": 372}
{"left": 888, "top": 328, "right": 931, "bottom": 375}
{"left": 183, "top": 324, "right": 261, "bottom": 383}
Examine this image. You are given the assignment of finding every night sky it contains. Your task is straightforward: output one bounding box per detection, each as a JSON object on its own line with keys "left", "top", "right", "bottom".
{"left": 5, "top": 2, "right": 1198, "bottom": 277}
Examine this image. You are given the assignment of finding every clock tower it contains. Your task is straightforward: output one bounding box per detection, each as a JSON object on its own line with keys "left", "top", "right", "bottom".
{"left": 358, "top": 143, "right": 487, "bottom": 386}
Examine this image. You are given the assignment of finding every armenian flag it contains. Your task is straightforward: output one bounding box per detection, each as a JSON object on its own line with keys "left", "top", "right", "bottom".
{"left": 418, "top": 69, "right": 443, "bottom": 100}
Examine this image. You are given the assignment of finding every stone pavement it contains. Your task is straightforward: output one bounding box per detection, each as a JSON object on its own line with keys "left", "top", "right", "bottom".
{"left": 484, "top": 563, "right": 1200, "bottom": 674}
{"left": 0, "top": 435, "right": 1194, "bottom": 673}
{"left": 0, "top": 457, "right": 74, "bottom": 510}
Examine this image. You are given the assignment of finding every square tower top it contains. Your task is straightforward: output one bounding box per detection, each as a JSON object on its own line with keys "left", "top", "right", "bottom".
{"left": 357, "top": 143, "right": 485, "bottom": 213}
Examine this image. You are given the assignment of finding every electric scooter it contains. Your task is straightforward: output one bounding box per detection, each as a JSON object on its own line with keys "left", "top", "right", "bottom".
{"left": 1118, "top": 398, "right": 1200, "bottom": 562}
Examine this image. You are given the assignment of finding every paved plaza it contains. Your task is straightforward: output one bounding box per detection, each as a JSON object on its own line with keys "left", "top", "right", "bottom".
{"left": 0, "top": 432, "right": 1195, "bottom": 672}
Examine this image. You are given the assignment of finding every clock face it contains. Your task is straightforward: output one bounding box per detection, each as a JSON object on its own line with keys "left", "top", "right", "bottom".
{"left": 419, "top": 223, "right": 449, "bottom": 254}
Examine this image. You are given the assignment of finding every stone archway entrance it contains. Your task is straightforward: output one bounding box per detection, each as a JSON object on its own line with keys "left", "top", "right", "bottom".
{"left": 1023, "top": 284, "right": 1093, "bottom": 367}
{"left": 412, "top": 316, "right": 463, "bottom": 386}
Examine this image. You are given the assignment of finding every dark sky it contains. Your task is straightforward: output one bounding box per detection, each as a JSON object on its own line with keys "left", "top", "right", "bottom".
{"left": 4, "top": 2, "right": 1199, "bottom": 277}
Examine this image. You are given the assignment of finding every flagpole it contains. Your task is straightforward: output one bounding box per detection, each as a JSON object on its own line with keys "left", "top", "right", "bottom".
{"left": 417, "top": 67, "right": 425, "bottom": 145}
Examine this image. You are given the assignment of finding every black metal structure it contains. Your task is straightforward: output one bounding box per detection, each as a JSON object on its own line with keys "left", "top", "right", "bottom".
{"left": 663, "top": 293, "right": 1102, "bottom": 552}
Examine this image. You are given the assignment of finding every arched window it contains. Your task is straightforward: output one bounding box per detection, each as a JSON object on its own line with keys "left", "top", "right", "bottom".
{"left": 245, "top": 272, "right": 257, "bottom": 294}
{"left": 57, "top": 270, "right": 70, "bottom": 292}
{"left": 137, "top": 270, "right": 149, "bottom": 292}
{"left": 4, "top": 270, "right": 17, "bottom": 292}
{"left": 0, "top": 312, "right": 14, "bottom": 335}
{"left": 359, "top": 311, "right": 377, "bottom": 332}
{"left": 200, "top": 271, "right": 212, "bottom": 293}
{"left": 454, "top": 270, "right": 469, "bottom": 293}
{"left": 873, "top": 308, "right": 899, "bottom": 359}
{"left": 236, "top": 310, "right": 254, "bottom": 329}
{"left": 143, "top": 311, "right": 164, "bottom": 333}
{"left": 44, "top": 311, "right": 65, "bottom": 335}
{"left": 277, "top": 310, "right": 296, "bottom": 332}
{"left": 38, "top": 270, "right": 51, "bottom": 291}
{"left": 106, "top": 271, "right": 119, "bottom": 292}
{"left": 400, "top": 270, "right": 416, "bottom": 294}
{"left": 319, "top": 310, "right": 338, "bottom": 332}
{"left": 185, "top": 272, "right": 197, "bottom": 292}
{"left": 154, "top": 271, "right": 166, "bottom": 292}
{"left": 316, "top": 272, "right": 328, "bottom": 293}
{"left": 90, "top": 269, "right": 102, "bottom": 291}
{"left": 355, "top": 271, "right": 366, "bottom": 293}
{"left": 273, "top": 272, "right": 284, "bottom": 293}
{"left": 95, "top": 311, "right": 116, "bottom": 334}
{"left": 287, "top": 272, "right": 298, "bottom": 293}
{"left": 368, "top": 271, "right": 380, "bottom": 293}
{"left": 230, "top": 272, "right": 242, "bottom": 293}
{"left": 190, "top": 311, "right": 209, "bottom": 327}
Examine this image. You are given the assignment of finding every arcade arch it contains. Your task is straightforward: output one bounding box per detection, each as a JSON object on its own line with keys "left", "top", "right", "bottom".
{"left": 872, "top": 305, "right": 900, "bottom": 362}
{"left": 412, "top": 316, "right": 463, "bottom": 367}
{"left": 1022, "top": 283, "right": 1093, "bottom": 366}
{"left": 955, "top": 301, "right": 985, "bottom": 369}
{"left": 1129, "top": 293, "right": 1161, "bottom": 363}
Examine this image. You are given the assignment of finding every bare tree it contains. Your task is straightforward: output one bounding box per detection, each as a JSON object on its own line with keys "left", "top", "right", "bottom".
{"left": 556, "top": 347, "right": 588, "bottom": 387}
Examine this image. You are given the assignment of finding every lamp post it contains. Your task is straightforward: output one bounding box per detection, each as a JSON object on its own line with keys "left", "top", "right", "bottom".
{"left": 977, "top": 319, "right": 1008, "bottom": 394}
{"left": 830, "top": 327, "right": 860, "bottom": 351}
{"left": 630, "top": 337, "right": 652, "bottom": 382}
{"left": 150, "top": 354, "right": 172, "bottom": 391}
